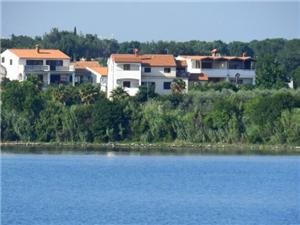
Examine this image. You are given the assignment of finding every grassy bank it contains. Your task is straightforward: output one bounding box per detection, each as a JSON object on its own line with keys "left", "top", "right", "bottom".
{"left": 1, "top": 141, "right": 300, "bottom": 155}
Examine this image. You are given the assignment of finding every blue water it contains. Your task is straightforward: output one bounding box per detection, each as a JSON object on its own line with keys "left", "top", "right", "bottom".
{"left": 1, "top": 154, "right": 300, "bottom": 225}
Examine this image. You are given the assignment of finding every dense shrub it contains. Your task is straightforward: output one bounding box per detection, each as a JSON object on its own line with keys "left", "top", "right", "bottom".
{"left": 1, "top": 79, "right": 300, "bottom": 144}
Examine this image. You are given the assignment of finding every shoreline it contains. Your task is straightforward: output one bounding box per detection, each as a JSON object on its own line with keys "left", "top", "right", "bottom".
{"left": 1, "top": 141, "right": 300, "bottom": 155}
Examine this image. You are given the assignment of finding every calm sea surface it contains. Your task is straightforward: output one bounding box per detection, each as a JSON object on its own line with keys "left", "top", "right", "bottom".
{"left": 1, "top": 152, "right": 300, "bottom": 225}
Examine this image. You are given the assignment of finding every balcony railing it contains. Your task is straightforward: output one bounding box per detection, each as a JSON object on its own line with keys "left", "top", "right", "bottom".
{"left": 55, "top": 65, "right": 74, "bottom": 72}
{"left": 200, "top": 68, "right": 255, "bottom": 78}
{"left": 24, "top": 65, "right": 49, "bottom": 72}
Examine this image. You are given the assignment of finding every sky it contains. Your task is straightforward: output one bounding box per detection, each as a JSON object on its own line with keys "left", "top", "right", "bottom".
{"left": 1, "top": 1, "right": 299, "bottom": 42}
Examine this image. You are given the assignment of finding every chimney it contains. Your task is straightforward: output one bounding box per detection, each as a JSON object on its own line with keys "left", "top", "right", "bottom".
{"left": 35, "top": 44, "right": 40, "bottom": 53}
{"left": 242, "top": 52, "right": 247, "bottom": 57}
{"left": 133, "top": 48, "right": 139, "bottom": 56}
{"left": 211, "top": 48, "right": 217, "bottom": 57}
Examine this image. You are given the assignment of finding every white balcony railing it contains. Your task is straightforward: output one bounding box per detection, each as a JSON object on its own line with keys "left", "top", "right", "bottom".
{"left": 55, "top": 65, "right": 74, "bottom": 72}
{"left": 24, "top": 65, "right": 49, "bottom": 72}
{"left": 200, "top": 68, "right": 255, "bottom": 78}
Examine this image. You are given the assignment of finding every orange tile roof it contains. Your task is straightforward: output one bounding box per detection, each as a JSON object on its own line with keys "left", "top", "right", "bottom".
{"left": 88, "top": 66, "right": 108, "bottom": 76}
{"left": 111, "top": 54, "right": 176, "bottom": 67}
{"left": 9, "top": 49, "right": 70, "bottom": 59}
{"left": 180, "top": 55, "right": 253, "bottom": 61}
{"left": 72, "top": 60, "right": 108, "bottom": 76}
{"left": 71, "top": 61, "right": 101, "bottom": 69}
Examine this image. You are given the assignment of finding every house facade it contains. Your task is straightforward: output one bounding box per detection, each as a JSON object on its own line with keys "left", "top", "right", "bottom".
{"left": 176, "top": 49, "right": 256, "bottom": 85}
{"left": 0, "top": 45, "right": 75, "bottom": 85}
{"left": 107, "top": 52, "right": 188, "bottom": 97}
{"left": 71, "top": 60, "right": 108, "bottom": 92}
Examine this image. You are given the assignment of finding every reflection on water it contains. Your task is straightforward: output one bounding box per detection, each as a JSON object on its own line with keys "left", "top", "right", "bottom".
{"left": 1, "top": 145, "right": 299, "bottom": 156}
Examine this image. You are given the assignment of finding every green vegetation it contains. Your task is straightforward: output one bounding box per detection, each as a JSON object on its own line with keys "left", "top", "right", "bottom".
{"left": 1, "top": 28, "right": 300, "bottom": 145}
{"left": 2, "top": 78, "right": 300, "bottom": 145}
{"left": 1, "top": 28, "right": 300, "bottom": 87}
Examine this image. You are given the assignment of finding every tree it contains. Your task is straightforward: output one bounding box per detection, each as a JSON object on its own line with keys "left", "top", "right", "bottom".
{"left": 110, "top": 87, "right": 130, "bottom": 102}
{"left": 73, "top": 26, "right": 77, "bottom": 36}
{"left": 171, "top": 79, "right": 186, "bottom": 94}
{"left": 78, "top": 83, "right": 103, "bottom": 105}
{"left": 134, "top": 85, "right": 157, "bottom": 102}
{"left": 256, "top": 55, "right": 288, "bottom": 88}
{"left": 50, "top": 85, "right": 80, "bottom": 106}
{"left": 289, "top": 67, "right": 300, "bottom": 88}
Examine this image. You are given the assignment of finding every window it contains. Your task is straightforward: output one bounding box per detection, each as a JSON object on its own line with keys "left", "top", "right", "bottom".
{"left": 46, "top": 60, "right": 63, "bottom": 71}
{"left": 1, "top": 57, "right": 4, "bottom": 63}
{"left": 164, "top": 68, "right": 171, "bottom": 73}
{"left": 196, "top": 60, "right": 201, "bottom": 68}
{"left": 142, "top": 81, "right": 155, "bottom": 87}
{"left": 10, "top": 59, "right": 13, "bottom": 65}
{"left": 202, "top": 61, "right": 212, "bottom": 69}
{"left": 26, "top": 60, "right": 43, "bottom": 65}
{"left": 163, "top": 82, "right": 171, "bottom": 90}
{"left": 123, "top": 81, "right": 131, "bottom": 88}
{"left": 144, "top": 67, "right": 151, "bottom": 73}
{"left": 123, "top": 64, "right": 131, "bottom": 71}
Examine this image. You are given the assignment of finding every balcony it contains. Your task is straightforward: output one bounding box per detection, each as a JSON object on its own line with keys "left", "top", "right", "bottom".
{"left": 24, "top": 65, "right": 49, "bottom": 72}
{"left": 200, "top": 68, "right": 255, "bottom": 78}
{"left": 55, "top": 65, "right": 74, "bottom": 72}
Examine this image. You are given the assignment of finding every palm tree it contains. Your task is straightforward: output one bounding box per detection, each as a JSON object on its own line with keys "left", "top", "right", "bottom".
{"left": 111, "top": 87, "right": 129, "bottom": 101}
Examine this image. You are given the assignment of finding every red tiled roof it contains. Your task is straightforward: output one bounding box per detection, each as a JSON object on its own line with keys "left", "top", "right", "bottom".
{"left": 9, "top": 49, "right": 70, "bottom": 59}
{"left": 72, "top": 60, "right": 107, "bottom": 76}
{"left": 180, "top": 55, "right": 253, "bottom": 61}
{"left": 88, "top": 66, "right": 108, "bottom": 76}
{"left": 111, "top": 54, "right": 176, "bottom": 67}
{"left": 71, "top": 61, "right": 101, "bottom": 69}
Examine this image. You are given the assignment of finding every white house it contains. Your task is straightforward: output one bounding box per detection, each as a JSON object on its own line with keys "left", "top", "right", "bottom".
{"left": 71, "top": 60, "right": 108, "bottom": 92}
{"left": 107, "top": 51, "right": 188, "bottom": 97}
{"left": 0, "top": 45, "right": 75, "bottom": 85}
{"left": 176, "top": 49, "right": 256, "bottom": 85}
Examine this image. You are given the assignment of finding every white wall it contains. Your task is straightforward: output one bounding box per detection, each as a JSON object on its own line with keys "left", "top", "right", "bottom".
{"left": 107, "top": 57, "right": 142, "bottom": 97}
{"left": 141, "top": 66, "right": 176, "bottom": 78}
{"left": 0, "top": 50, "right": 24, "bottom": 80}
{"left": 142, "top": 76, "right": 188, "bottom": 95}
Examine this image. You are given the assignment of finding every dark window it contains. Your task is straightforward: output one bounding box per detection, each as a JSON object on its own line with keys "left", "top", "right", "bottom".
{"left": 196, "top": 60, "right": 201, "bottom": 68}
{"left": 123, "top": 81, "right": 131, "bottom": 88}
{"left": 244, "top": 60, "right": 251, "bottom": 70}
{"left": 26, "top": 60, "right": 43, "bottom": 65}
{"left": 50, "top": 74, "right": 61, "bottom": 84}
{"left": 202, "top": 61, "right": 212, "bottom": 69}
{"left": 1, "top": 57, "right": 4, "bottom": 63}
{"left": 123, "top": 64, "right": 131, "bottom": 71}
{"left": 46, "top": 60, "right": 63, "bottom": 71}
{"left": 10, "top": 59, "right": 13, "bottom": 65}
{"left": 163, "top": 82, "right": 171, "bottom": 89}
{"left": 144, "top": 67, "right": 151, "bottom": 73}
{"left": 142, "top": 81, "right": 155, "bottom": 87}
{"left": 164, "top": 68, "right": 171, "bottom": 73}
